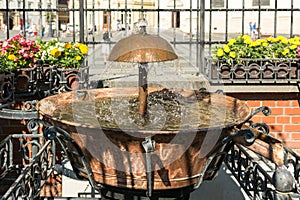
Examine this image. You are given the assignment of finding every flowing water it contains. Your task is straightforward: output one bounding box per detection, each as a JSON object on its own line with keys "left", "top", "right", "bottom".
{"left": 52, "top": 89, "right": 244, "bottom": 131}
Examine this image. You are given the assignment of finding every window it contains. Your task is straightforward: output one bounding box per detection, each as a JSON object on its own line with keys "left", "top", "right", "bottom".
{"left": 252, "top": 0, "right": 270, "bottom": 6}
{"left": 212, "top": 0, "right": 224, "bottom": 8}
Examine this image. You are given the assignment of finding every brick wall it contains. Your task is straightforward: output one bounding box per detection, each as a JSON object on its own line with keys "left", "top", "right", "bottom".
{"left": 228, "top": 92, "right": 300, "bottom": 155}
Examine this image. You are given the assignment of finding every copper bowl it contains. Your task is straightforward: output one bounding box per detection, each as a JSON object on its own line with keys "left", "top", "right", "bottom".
{"left": 37, "top": 87, "right": 251, "bottom": 191}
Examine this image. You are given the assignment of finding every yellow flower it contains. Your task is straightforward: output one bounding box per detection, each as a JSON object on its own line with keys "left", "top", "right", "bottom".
{"left": 242, "top": 35, "right": 251, "bottom": 40}
{"left": 229, "top": 51, "right": 236, "bottom": 58}
{"left": 228, "top": 39, "right": 236, "bottom": 46}
{"left": 223, "top": 45, "right": 230, "bottom": 53}
{"left": 262, "top": 42, "right": 268, "bottom": 47}
{"left": 244, "top": 37, "right": 252, "bottom": 45}
{"left": 64, "top": 43, "right": 72, "bottom": 49}
{"left": 289, "top": 45, "right": 297, "bottom": 50}
{"left": 282, "top": 48, "right": 290, "bottom": 55}
{"left": 75, "top": 55, "right": 82, "bottom": 60}
{"left": 79, "top": 44, "right": 88, "bottom": 55}
{"left": 276, "top": 36, "right": 285, "bottom": 41}
{"left": 268, "top": 37, "right": 278, "bottom": 43}
{"left": 217, "top": 48, "right": 224, "bottom": 57}
{"left": 8, "top": 54, "right": 16, "bottom": 61}
{"left": 50, "top": 48, "right": 61, "bottom": 57}
{"left": 239, "top": 50, "right": 245, "bottom": 57}
{"left": 250, "top": 41, "right": 260, "bottom": 47}
{"left": 281, "top": 38, "right": 288, "bottom": 44}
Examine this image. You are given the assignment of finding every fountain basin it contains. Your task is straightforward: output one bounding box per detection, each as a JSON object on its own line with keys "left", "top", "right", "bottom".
{"left": 37, "top": 87, "right": 251, "bottom": 191}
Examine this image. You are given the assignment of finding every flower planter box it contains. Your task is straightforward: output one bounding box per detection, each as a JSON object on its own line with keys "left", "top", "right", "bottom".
{"left": 13, "top": 67, "right": 37, "bottom": 95}
{"left": 205, "top": 57, "right": 300, "bottom": 84}
{"left": 43, "top": 65, "right": 89, "bottom": 93}
{"left": 12, "top": 65, "right": 89, "bottom": 100}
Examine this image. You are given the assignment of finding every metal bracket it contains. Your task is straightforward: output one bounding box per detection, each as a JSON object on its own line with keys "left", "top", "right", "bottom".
{"left": 142, "top": 136, "right": 156, "bottom": 198}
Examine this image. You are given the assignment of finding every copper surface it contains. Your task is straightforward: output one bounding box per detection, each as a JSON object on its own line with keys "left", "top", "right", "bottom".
{"left": 37, "top": 88, "right": 252, "bottom": 190}
{"left": 108, "top": 34, "right": 178, "bottom": 63}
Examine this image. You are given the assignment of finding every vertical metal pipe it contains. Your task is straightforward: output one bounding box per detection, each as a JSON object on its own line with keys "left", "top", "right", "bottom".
{"left": 157, "top": 0, "right": 160, "bottom": 34}
{"left": 92, "top": 0, "right": 95, "bottom": 42}
{"left": 138, "top": 63, "right": 148, "bottom": 117}
{"left": 141, "top": 0, "right": 144, "bottom": 19}
{"left": 242, "top": 0, "right": 245, "bottom": 36}
{"left": 5, "top": 0, "right": 9, "bottom": 39}
{"left": 199, "top": 0, "right": 205, "bottom": 75}
{"left": 39, "top": 0, "right": 42, "bottom": 37}
{"left": 196, "top": 0, "right": 200, "bottom": 72}
{"left": 72, "top": 0, "right": 75, "bottom": 42}
{"left": 258, "top": 0, "right": 261, "bottom": 39}
{"left": 125, "top": 0, "right": 128, "bottom": 36}
{"left": 56, "top": 0, "right": 59, "bottom": 39}
{"left": 22, "top": 0, "right": 25, "bottom": 35}
{"left": 48, "top": 0, "right": 53, "bottom": 37}
{"left": 172, "top": 0, "right": 176, "bottom": 48}
{"left": 290, "top": 0, "right": 294, "bottom": 37}
{"left": 189, "top": 0, "right": 192, "bottom": 63}
{"left": 274, "top": 0, "right": 277, "bottom": 37}
{"left": 108, "top": 0, "right": 111, "bottom": 32}
{"left": 79, "top": 0, "right": 84, "bottom": 43}
{"left": 208, "top": 0, "right": 212, "bottom": 54}
{"left": 189, "top": 0, "right": 192, "bottom": 41}
{"left": 225, "top": 0, "right": 229, "bottom": 41}
{"left": 85, "top": 0, "right": 88, "bottom": 41}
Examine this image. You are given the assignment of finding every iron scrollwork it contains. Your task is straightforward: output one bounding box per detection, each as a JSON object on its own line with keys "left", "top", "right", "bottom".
{"left": 0, "top": 119, "right": 56, "bottom": 200}
{"left": 0, "top": 72, "right": 14, "bottom": 109}
{"left": 225, "top": 105, "right": 300, "bottom": 199}
{"left": 13, "top": 62, "right": 89, "bottom": 99}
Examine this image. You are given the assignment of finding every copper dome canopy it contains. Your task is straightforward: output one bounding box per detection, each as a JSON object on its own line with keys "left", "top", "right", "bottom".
{"left": 108, "top": 33, "right": 178, "bottom": 63}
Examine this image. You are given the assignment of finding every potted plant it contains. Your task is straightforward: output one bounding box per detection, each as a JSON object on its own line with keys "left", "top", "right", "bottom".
{"left": 38, "top": 39, "right": 89, "bottom": 90}
{"left": 0, "top": 34, "right": 41, "bottom": 93}
{"left": 207, "top": 35, "right": 300, "bottom": 83}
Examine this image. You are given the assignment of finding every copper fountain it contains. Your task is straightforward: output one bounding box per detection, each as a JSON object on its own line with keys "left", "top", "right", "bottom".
{"left": 36, "top": 21, "right": 293, "bottom": 199}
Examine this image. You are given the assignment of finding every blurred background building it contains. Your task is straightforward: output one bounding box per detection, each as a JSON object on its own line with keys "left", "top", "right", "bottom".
{"left": 0, "top": 0, "right": 300, "bottom": 37}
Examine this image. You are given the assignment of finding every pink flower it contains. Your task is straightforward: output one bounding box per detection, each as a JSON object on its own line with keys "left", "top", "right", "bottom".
{"left": 2, "top": 41, "right": 8, "bottom": 48}
{"left": 23, "top": 53, "right": 30, "bottom": 58}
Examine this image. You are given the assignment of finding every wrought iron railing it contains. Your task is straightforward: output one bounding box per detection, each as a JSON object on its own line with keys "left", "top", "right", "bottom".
{"left": 0, "top": 119, "right": 56, "bottom": 200}
{"left": 225, "top": 144, "right": 300, "bottom": 200}
{"left": 0, "top": 110, "right": 299, "bottom": 199}
{"left": 205, "top": 57, "right": 300, "bottom": 84}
